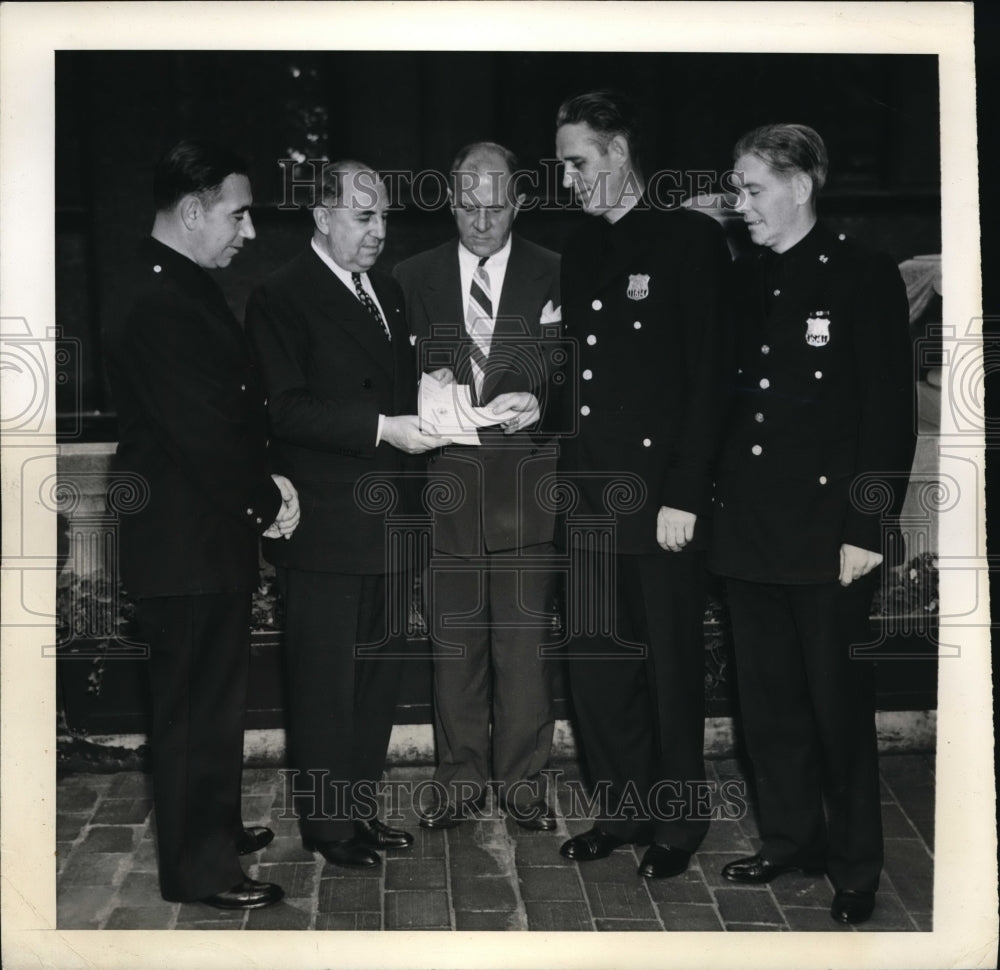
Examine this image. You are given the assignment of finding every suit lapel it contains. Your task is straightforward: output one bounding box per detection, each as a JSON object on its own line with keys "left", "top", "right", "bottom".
{"left": 418, "top": 245, "right": 478, "bottom": 389}
{"left": 484, "top": 235, "right": 547, "bottom": 400}
{"left": 304, "top": 249, "right": 394, "bottom": 377}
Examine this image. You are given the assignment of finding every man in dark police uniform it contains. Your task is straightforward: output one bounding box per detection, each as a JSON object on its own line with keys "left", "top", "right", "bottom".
{"left": 710, "top": 124, "right": 915, "bottom": 925}
{"left": 553, "top": 92, "right": 733, "bottom": 878}
{"left": 105, "top": 140, "right": 300, "bottom": 909}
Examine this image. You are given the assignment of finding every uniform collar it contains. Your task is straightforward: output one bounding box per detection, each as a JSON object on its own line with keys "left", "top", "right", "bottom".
{"left": 139, "top": 236, "right": 228, "bottom": 304}
{"left": 762, "top": 221, "right": 834, "bottom": 269}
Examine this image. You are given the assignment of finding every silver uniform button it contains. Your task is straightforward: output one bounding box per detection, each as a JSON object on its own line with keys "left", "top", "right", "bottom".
{"left": 240, "top": 384, "right": 246, "bottom": 391}
{"left": 246, "top": 507, "right": 253, "bottom": 515}
{"left": 255, "top": 517, "right": 263, "bottom": 525}
{"left": 772, "top": 288, "right": 780, "bottom": 296}
{"left": 592, "top": 299, "right": 602, "bottom": 311}
{"left": 815, "top": 370, "right": 823, "bottom": 379}
{"left": 582, "top": 369, "right": 593, "bottom": 381}
{"left": 580, "top": 405, "right": 591, "bottom": 416}
{"left": 642, "top": 438, "right": 652, "bottom": 448}
{"left": 751, "top": 444, "right": 763, "bottom": 456}
{"left": 759, "top": 378, "right": 770, "bottom": 389}
{"left": 153, "top": 265, "right": 162, "bottom": 273}
{"left": 754, "top": 412, "right": 764, "bottom": 423}
{"left": 761, "top": 344, "right": 770, "bottom": 354}
{"left": 633, "top": 320, "right": 642, "bottom": 330}
{"left": 819, "top": 475, "right": 828, "bottom": 485}
{"left": 586, "top": 334, "right": 597, "bottom": 345}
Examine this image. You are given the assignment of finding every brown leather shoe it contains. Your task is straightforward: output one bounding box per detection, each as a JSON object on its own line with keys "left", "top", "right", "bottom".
{"left": 200, "top": 877, "right": 284, "bottom": 910}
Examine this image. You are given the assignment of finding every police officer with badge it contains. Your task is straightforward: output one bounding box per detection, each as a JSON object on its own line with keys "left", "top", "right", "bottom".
{"left": 553, "top": 91, "right": 733, "bottom": 879}
{"left": 710, "top": 124, "right": 915, "bottom": 925}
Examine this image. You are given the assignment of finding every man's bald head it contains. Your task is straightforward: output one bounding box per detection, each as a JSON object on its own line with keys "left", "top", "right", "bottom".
{"left": 449, "top": 141, "right": 524, "bottom": 259}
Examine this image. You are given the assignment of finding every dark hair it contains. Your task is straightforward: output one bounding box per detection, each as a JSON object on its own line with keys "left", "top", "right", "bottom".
{"left": 153, "top": 139, "right": 248, "bottom": 212}
{"left": 733, "top": 123, "right": 829, "bottom": 196}
{"left": 556, "top": 90, "right": 641, "bottom": 165}
{"left": 449, "top": 141, "right": 521, "bottom": 204}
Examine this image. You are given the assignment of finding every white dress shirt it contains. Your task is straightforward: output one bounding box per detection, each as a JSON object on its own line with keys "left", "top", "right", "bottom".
{"left": 310, "top": 237, "right": 389, "bottom": 444}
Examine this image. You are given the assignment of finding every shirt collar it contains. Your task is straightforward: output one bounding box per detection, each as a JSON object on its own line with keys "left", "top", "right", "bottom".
{"left": 457, "top": 233, "right": 513, "bottom": 274}
{"left": 311, "top": 236, "right": 366, "bottom": 292}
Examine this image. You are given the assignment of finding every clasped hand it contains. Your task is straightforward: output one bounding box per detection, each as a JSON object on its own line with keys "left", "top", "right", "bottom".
{"left": 262, "top": 473, "right": 300, "bottom": 540}
{"left": 839, "top": 542, "right": 883, "bottom": 586}
{"left": 656, "top": 506, "right": 696, "bottom": 552}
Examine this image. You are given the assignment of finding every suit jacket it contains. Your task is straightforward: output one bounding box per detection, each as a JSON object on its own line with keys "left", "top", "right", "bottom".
{"left": 709, "top": 222, "right": 915, "bottom": 584}
{"left": 557, "top": 203, "right": 734, "bottom": 555}
{"left": 246, "top": 245, "right": 419, "bottom": 574}
{"left": 394, "top": 234, "right": 561, "bottom": 556}
{"left": 104, "top": 237, "right": 281, "bottom": 598}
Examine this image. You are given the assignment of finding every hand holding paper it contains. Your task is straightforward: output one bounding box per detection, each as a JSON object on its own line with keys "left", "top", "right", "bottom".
{"left": 490, "top": 391, "right": 540, "bottom": 434}
{"left": 418, "top": 371, "right": 511, "bottom": 445}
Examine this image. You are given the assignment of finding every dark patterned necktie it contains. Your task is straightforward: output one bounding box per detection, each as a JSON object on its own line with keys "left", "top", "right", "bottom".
{"left": 351, "top": 272, "right": 391, "bottom": 340}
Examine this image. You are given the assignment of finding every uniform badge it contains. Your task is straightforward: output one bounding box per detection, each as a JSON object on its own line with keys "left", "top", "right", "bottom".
{"left": 805, "top": 312, "right": 831, "bottom": 346}
{"left": 627, "top": 274, "right": 650, "bottom": 301}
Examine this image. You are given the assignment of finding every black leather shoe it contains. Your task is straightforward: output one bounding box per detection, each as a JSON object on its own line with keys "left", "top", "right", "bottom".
{"left": 638, "top": 844, "right": 691, "bottom": 879}
{"left": 722, "top": 853, "right": 824, "bottom": 884}
{"left": 200, "top": 877, "right": 284, "bottom": 910}
{"left": 559, "top": 827, "right": 627, "bottom": 861}
{"left": 235, "top": 826, "right": 274, "bottom": 855}
{"left": 419, "top": 794, "right": 485, "bottom": 830}
{"left": 355, "top": 818, "right": 414, "bottom": 849}
{"left": 419, "top": 804, "right": 466, "bottom": 830}
{"left": 831, "top": 889, "right": 875, "bottom": 925}
{"left": 507, "top": 801, "right": 557, "bottom": 832}
{"left": 303, "top": 837, "right": 380, "bottom": 868}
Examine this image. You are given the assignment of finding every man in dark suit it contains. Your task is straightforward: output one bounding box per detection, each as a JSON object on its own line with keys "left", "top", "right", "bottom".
{"left": 553, "top": 92, "right": 733, "bottom": 878}
{"left": 247, "top": 161, "right": 446, "bottom": 869}
{"left": 394, "top": 142, "right": 562, "bottom": 829}
{"left": 104, "top": 140, "right": 300, "bottom": 910}
{"left": 710, "top": 124, "right": 915, "bottom": 925}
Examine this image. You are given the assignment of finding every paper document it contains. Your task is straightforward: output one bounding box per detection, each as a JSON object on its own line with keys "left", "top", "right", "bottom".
{"left": 418, "top": 373, "right": 509, "bottom": 445}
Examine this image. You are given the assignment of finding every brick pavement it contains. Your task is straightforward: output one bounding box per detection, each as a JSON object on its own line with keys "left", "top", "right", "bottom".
{"left": 56, "top": 755, "right": 934, "bottom": 932}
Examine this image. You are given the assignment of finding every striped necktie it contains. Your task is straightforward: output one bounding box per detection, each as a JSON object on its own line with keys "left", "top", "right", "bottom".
{"left": 351, "top": 272, "right": 391, "bottom": 340}
{"left": 465, "top": 256, "right": 493, "bottom": 395}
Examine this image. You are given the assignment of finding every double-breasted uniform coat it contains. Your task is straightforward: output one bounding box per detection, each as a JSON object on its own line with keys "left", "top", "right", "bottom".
{"left": 394, "top": 234, "right": 562, "bottom": 812}
{"left": 246, "top": 245, "right": 419, "bottom": 841}
{"left": 558, "top": 202, "right": 733, "bottom": 848}
{"left": 709, "top": 222, "right": 915, "bottom": 892}
{"left": 105, "top": 236, "right": 282, "bottom": 901}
